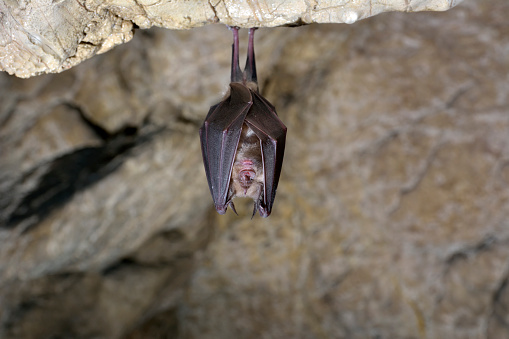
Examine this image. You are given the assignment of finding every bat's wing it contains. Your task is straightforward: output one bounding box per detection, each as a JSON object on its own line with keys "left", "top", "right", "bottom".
{"left": 245, "top": 90, "right": 287, "bottom": 217}
{"left": 199, "top": 83, "right": 253, "bottom": 214}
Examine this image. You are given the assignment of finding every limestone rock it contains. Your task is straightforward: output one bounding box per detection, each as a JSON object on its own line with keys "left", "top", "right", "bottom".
{"left": 0, "top": 0, "right": 463, "bottom": 77}
{"left": 1, "top": 0, "right": 509, "bottom": 338}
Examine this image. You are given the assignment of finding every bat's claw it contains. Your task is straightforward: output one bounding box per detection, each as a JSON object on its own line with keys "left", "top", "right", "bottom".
{"left": 251, "top": 204, "right": 257, "bottom": 219}
{"left": 229, "top": 202, "right": 238, "bottom": 215}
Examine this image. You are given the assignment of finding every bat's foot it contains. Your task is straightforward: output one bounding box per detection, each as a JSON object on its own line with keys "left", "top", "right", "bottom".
{"left": 245, "top": 27, "right": 258, "bottom": 86}
{"left": 230, "top": 26, "right": 243, "bottom": 83}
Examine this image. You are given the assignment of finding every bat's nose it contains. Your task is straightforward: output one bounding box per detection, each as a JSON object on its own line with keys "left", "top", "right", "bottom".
{"left": 239, "top": 169, "right": 255, "bottom": 187}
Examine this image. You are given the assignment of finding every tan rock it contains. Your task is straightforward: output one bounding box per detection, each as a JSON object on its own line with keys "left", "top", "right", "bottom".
{"left": 1, "top": 0, "right": 508, "bottom": 338}
{"left": 0, "top": 0, "right": 462, "bottom": 77}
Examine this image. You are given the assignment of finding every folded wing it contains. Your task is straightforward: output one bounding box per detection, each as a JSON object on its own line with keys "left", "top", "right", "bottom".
{"left": 244, "top": 90, "right": 287, "bottom": 217}
{"left": 199, "top": 83, "right": 253, "bottom": 213}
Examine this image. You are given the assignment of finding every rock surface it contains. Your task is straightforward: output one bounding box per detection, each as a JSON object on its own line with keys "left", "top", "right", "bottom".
{"left": 0, "top": 0, "right": 463, "bottom": 77}
{"left": 1, "top": 0, "right": 509, "bottom": 338}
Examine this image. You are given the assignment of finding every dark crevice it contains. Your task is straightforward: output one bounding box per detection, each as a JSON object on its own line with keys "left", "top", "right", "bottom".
{"left": 101, "top": 257, "right": 138, "bottom": 276}
{"left": 77, "top": 40, "right": 99, "bottom": 48}
{"left": 283, "top": 17, "right": 308, "bottom": 27}
{"left": 1, "top": 300, "right": 39, "bottom": 332}
{"left": 0, "top": 99, "right": 160, "bottom": 230}
{"left": 62, "top": 102, "right": 110, "bottom": 140}
{"left": 100, "top": 255, "right": 182, "bottom": 276}
{"left": 493, "top": 275, "right": 508, "bottom": 311}
{"left": 445, "top": 84, "right": 473, "bottom": 109}
{"left": 489, "top": 273, "right": 509, "bottom": 335}
{"left": 445, "top": 235, "right": 497, "bottom": 266}
{"left": 122, "top": 307, "right": 179, "bottom": 339}
{"left": 2, "top": 117, "right": 153, "bottom": 230}
{"left": 207, "top": 0, "right": 219, "bottom": 23}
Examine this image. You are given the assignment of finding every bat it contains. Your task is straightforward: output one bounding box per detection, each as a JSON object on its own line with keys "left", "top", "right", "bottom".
{"left": 199, "top": 27, "right": 287, "bottom": 217}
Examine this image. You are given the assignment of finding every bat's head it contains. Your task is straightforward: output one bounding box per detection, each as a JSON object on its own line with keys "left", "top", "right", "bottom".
{"left": 230, "top": 160, "right": 264, "bottom": 199}
{"left": 224, "top": 124, "right": 269, "bottom": 217}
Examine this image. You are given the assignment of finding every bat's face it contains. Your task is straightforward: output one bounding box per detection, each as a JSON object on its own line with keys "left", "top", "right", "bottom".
{"left": 229, "top": 124, "right": 265, "bottom": 204}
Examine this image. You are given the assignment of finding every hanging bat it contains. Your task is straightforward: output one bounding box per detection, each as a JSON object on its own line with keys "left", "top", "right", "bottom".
{"left": 199, "top": 27, "right": 287, "bottom": 217}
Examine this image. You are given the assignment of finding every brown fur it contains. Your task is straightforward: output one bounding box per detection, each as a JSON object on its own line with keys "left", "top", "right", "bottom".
{"left": 229, "top": 124, "right": 264, "bottom": 202}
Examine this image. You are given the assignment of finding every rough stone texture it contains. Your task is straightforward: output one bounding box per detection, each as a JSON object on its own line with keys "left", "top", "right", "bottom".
{"left": 1, "top": 0, "right": 509, "bottom": 338}
{"left": 0, "top": 0, "right": 463, "bottom": 78}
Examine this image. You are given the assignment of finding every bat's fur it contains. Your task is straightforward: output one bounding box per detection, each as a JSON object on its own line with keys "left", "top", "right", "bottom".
{"left": 229, "top": 124, "right": 264, "bottom": 203}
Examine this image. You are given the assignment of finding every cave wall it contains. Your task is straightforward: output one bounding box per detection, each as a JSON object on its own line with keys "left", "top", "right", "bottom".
{"left": 1, "top": 0, "right": 509, "bottom": 338}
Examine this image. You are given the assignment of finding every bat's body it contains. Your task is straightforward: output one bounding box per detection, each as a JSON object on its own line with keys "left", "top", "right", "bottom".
{"left": 199, "top": 27, "right": 287, "bottom": 217}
